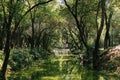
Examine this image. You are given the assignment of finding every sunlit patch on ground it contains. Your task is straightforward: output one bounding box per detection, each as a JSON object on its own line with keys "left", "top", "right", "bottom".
{"left": 41, "top": 76, "right": 60, "bottom": 80}
{"left": 0, "top": 50, "right": 3, "bottom": 70}
{"left": 0, "top": 59, "right": 3, "bottom": 69}
{"left": 7, "top": 52, "right": 120, "bottom": 80}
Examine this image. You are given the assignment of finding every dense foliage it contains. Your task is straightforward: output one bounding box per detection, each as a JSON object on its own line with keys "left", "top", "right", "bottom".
{"left": 0, "top": 0, "right": 120, "bottom": 80}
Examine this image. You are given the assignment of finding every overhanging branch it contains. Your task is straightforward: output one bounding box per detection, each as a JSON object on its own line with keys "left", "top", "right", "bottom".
{"left": 14, "top": 0, "right": 53, "bottom": 31}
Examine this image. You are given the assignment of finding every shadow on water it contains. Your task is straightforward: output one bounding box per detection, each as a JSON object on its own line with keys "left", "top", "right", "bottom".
{"left": 8, "top": 54, "right": 120, "bottom": 80}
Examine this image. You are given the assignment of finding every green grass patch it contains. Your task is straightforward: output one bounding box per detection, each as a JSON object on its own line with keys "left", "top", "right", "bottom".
{"left": 7, "top": 52, "right": 120, "bottom": 80}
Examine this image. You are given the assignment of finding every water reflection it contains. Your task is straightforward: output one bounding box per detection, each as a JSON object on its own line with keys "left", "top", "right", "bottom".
{"left": 8, "top": 54, "right": 120, "bottom": 80}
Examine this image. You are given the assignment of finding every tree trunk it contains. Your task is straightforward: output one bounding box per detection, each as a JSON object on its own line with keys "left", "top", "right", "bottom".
{"left": 104, "top": 11, "right": 113, "bottom": 49}
{"left": 26, "top": 0, "right": 35, "bottom": 49}
{"left": 0, "top": 0, "right": 12, "bottom": 77}
{"left": 31, "top": 18, "right": 35, "bottom": 49}
{"left": 104, "top": 31, "right": 110, "bottom": 49}
{"left": 0, "top": 38, "right": 3, "bottom": 50}
{"left": 93, "top": 0, "right": 105, "bottom": 70}
{"left": 0, "top": 24, "right": 11, "bottom": 80}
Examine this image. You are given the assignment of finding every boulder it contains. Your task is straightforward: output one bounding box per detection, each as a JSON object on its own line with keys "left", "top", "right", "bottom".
{"left": 101, "top": 45, "right": 120, "bottom": 75}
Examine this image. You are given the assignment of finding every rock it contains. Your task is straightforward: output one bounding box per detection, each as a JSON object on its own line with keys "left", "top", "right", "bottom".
{"left": 101, "top": 45, "right": 120, "bottom": 75}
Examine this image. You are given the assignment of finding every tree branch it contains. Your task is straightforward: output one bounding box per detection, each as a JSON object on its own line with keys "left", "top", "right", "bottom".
{"left": 64, "top": 0, "right": 76, "bottom": 17}
{"left": 75, "top": 0, "right": 78, "bottom": 17}
{"left": 14, "top": 0, "right": 53, "bottom": 31}
{"left": 1, "top": 0, "right": 7, "bottom": 24}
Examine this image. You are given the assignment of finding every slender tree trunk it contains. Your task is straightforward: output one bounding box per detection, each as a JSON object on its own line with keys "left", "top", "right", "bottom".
{"left": 0, "top": 23, "right": 11, "bottom": 80}
{"left": 0, "top": 37, "right": 3, "bottom": 50}
{"left": 26, "top": 0, "right": 35, "bottom": 49}
{"left": 104, "top": 31, "right": 110, "bottom": 49}
{"left": 0, "top": 0, "right": 13, "bottom": 79}
{"left": 104, "top": 11, "right": 113, "bottom": 49}
{"left": 31, "top": 18, "right": 35, "bottom": 49}
{"left": 93, "top": 0, "right": 105, "bottom": 70}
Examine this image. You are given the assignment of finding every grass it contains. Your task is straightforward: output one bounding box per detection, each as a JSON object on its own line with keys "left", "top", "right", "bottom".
{"left": 0, "top": 50, "right": 4, "bottom": 71}
{"left": 0, "top": 52, "right": 119, "bottom": 80}
{"left": 0, "top": 59, "right": 3, "bottom": 69}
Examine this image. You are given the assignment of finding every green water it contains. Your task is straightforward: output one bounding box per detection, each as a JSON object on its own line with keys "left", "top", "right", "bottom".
{"left": 8, "top": 54, "right": 120, "bottom": 80}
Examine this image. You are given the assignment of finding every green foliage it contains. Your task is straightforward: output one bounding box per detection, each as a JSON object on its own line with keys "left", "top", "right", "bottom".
{"left": 9, "top": 48, "right": 51, "bottom": 71}
{"left": 8, "top": 75, "right": 31, "bottom": 80}
{"left": 30, "top": 48, "right": 41, "bottom": 60}
{"left": 9, "top": 47, "right": 51, "bottom": 71}
{"left": 0, "top": 0, "right": 120, "bottom": 79}
{"left": 8, "top": 54, "right": 120, "bottom": 80}
{"left": 9, "top": 49, "right": 32, "bottom": 71}
{"left": 30, "top": 48, "right": 49, "bottom": 60}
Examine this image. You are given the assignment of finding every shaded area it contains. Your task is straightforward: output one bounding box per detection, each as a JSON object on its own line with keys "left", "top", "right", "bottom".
{"left": 7, "top": 53, "right": 120, "bottom": 80}
{"left": 101, "top": 45, "right": 120, "bottom": 76}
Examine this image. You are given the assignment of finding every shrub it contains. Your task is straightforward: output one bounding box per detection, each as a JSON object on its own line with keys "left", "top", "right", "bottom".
{"left": 30, "top": 48, "right": 41, "bottom": 60}
{"left": 9, "top": 49, "right": 32, "bottom": 71}
{"left": 30, "top": 48, "right": 50, "bottom": 60}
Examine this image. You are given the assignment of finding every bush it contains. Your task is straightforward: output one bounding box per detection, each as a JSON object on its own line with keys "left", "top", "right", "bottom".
{"left": 9, "top": 49, "right": 32, "bottom": 71}
{"left": 9, "top": 48, "right": 50, "bottom": 71}
{"left": 30, "top": 48, "right": 50, "bottom": 60}
{"left": 30, "top": 48, "right": 41, "bottom": 60}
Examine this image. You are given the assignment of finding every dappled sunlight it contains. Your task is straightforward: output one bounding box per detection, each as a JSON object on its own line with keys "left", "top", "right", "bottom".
{"left": 0, "top": 50, "right": 3, "bottom": 71}
{"left": 7, "top": 53, "right": 120, "bottom": 80}
{"left": 41, "top": 76, "right": 60, "bottom": 80}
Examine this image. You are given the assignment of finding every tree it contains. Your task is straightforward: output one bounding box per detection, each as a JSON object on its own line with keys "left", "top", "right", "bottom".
{"left": 63, "top": 0, "right": 113, "bottom": 70}
{"left": 0, "top": 0, "right": 53, "bottom": 79}
{"left": 63, "top": 0, "right": 98, "bottom": 68}
{"left": 26, "top": 0, "right": 36, "bottom": 49}
{"left": 93, "top": 0, "right": 106, "bottom": 70}
{"left": 104, "top": 0, "right": 113, "bottom": 49}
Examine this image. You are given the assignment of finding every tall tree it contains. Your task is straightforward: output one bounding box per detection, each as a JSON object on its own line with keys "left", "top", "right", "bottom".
{"left": 26, "top": 0, "right": 36, "bottom": 49}
{"left": 63, "top": 0, "right": 98, "bottom": 68}
{"left": 63, "top": 0, "right": 111, "bottom": 70}
{"left": 104, "top": 0, "right": 113, "bottom": 49}
{"left": 93, "top": 0, "right": 106, "bottom": 70}
{"left": 0, "top": 0, "right": 53, "bottom": 79}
